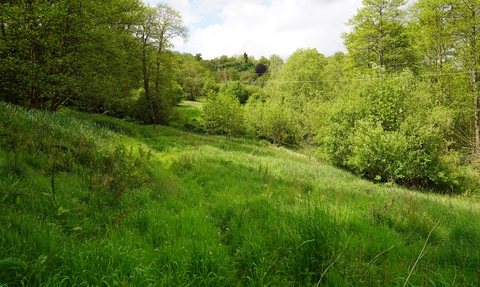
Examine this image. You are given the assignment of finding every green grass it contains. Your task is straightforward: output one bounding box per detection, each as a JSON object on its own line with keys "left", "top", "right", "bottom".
{"left": 1, "top": 101, "right": 480, "bottom": 286}
{"left": 168, "top": 100, "right": 204, "bottom": 132}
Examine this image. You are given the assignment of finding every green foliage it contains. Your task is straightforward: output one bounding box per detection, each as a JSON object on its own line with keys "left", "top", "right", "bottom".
{"left": 266, "top": 48, "right": 327, "bottom": 107}
{"left": 219, "top": 81, "right": 250, "bottom": 105}
{"left": 0, "top": 0, "right": 192, "bottom": 127}
{"left": 244, "top": 97, "right": 297, "bottom": 145}
{"left": 135, "top": 4, "right": 189, "bottom": 125}
{"left": 245, "top": 49, "right": 327, "bottom": 146}
{"left": 348, "top": 121, "right": 409, "bottom": 182}
{"left": 365, "top": 77, "right": 407, "bottom": 131}
{"left": 6, "top": 0, "right": 480, "bottom": 283}
{"left": 324, "top": 93, "right": 368, "bottom": 168}
{"left": 0, "top": 0, "right": 143, "bottom": 111}
{"left": 91, "top": 144, "right": 152, "bottom": 202}
{"left": 202, "top": 92, "right": 244, "bottom": 139}
{"left": 178, "top": 53, "right": 217, "bottom": 101}
{"left": 239, "top": 71, "right": 258, "bottom": 84}
{"left": 323, "top": 52, "right": 348, "bottom": 97}
{"left": 343, "top": 0, "right": 417, "bottom": 71}
{"left": 324, "top": 70, "right": 459, "bottom": 190}
{"left": 408, "top": 0, "right": 456, "bottom": 72}
{"left": 204, "top": 54, "right": 256, "bottom": 77}
{"left": 135, "top": 79, "right": 184, "bottom": 125}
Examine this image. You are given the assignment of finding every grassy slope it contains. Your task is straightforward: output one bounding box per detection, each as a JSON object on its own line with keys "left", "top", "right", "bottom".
{"left": 1, "top": 101, "right": 480, "bottom": 286}
{"left": 168, "top": 100, "right": 204, "bottom": 131}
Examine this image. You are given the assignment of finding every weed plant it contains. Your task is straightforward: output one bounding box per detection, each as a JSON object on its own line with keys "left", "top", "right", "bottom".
{"left": 1, "top": 102, "right": 480, "bottom": 286}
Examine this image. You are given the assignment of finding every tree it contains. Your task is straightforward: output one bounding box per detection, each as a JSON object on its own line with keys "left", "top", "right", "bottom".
{"left": 220, "top": 81, "right": 250, "bottom": 105}
{"left": 134, "top": 4, "right": 188, "bottom": 125}
{"left": 407, "top": 0, "right": 462, "bottom": 103}
{"left": 0, "top": 0, "right": 144, "bottom": 111}
{"left": 410, "top": 0, "right": 480, "bottom": 159}
{"left": 323, "top": 52, "right": 348, "bottom": 98}
{"left": 409, "top": 0, "right": 455, "bottom": 73}
{"left": 255, "top": 63, "right": 267, "bottom": 76}
{"left": 452, "top": 0, "right": 480, "bottom": 158}
{"left": 178, "top": 53, "right": 216, "bottom": 101}
{"left": 244, "top": 96, "right": 296, "bottom": 145}
{"left": 240, "top": 71, "right": 257, "bottom": 83}
{"left": 407, "top": 0, "right": 472, "bottom": 155}
{"left": 251, "top": 49, "right": 327, "bottom": 145}
{"left": 258, "top": 56, "right": 271, "bottom": 67}
{"left": 219, "top": 68, "right": 240, "bottom": 82}
{"left": 269, "top": 54, "right": 284, "bottom": 66}
{"left": 266, "top": 48, "right": 326, "bottom": 109}
{"left": 324, "top": 68, "right": 456, "bottom": 187}
{"left": 343, "top": 0, "right": 415, "bottom": 71}
{"left": 202, "top": 92, "right": 244, "bottom": 140}
{"left": 257, "top": 54, "right": 283, "bottom": 87}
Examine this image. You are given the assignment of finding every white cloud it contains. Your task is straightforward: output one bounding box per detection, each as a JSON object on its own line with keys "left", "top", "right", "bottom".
{"left": 144, "top": 0, "right": 364, "bottom": 59}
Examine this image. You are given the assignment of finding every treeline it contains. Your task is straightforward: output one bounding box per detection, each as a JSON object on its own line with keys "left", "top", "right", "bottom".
{"left": 0, "top": 0, "right": 276, "bottom": 123}
{"left": 202, "top": 0, "right": 480, "bottom": 192}
{"left": 2, "top": 0, "right": 480, "bottom": 192}
{"left": 0, "top": 1, "right": 182, "bottom": 123}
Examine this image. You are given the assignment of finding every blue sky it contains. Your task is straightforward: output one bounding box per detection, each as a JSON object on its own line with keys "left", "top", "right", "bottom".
{"left": 143, "top": 0, "right": 366, "bottom": 60}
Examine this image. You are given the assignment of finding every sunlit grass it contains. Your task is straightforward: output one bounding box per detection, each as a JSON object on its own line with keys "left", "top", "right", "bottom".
{"left": 168, "top": 100, "right": 204, "bottom": 131}
{"left": 1, "top": 102, "right": 480, "bottom": 286}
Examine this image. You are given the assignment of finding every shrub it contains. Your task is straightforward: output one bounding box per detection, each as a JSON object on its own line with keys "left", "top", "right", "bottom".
{"left": 219, "top": 81, "right": 250, "bottom": 105}
{"left": 324, "top": 70, "right": 459, "bottom": 191}
{"left": 348, "top": 120, "right": 408, "bottom": 182}
{"left": 202, "top": 92, "right": 244, "bottom": 139}
{"left": 244, "top": 97, "right": 297, "bottom": 145}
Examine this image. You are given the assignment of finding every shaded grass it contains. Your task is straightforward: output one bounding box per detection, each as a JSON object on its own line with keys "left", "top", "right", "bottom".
{"left": 1, "top": 102, "right": 480, "bottom": 286}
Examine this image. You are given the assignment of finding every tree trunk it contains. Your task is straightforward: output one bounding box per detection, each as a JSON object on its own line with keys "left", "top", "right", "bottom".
{"left": 0, "top": 15, "right": 6, "bottom": 39}
{"left": 49, "top": 0, "right": 73, "bottom": 112}
{"left": 142, "top": 44, "right": 157, "bottom": 125}
{"left": 472, "top": 70, "right": 480, "bottom": 157}
{"left": 27, "top": 0, "right": 42, "bottom": 110}
{"left": 378, "top": 25, "right": 384, "bottom": 67}
{"left": 468, "top": 4, "right": 480, "bottom": 159}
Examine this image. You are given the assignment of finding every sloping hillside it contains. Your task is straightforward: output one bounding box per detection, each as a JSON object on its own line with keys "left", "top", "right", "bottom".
{"left": 1, "top": 102, "right": 479, "bottom": 286}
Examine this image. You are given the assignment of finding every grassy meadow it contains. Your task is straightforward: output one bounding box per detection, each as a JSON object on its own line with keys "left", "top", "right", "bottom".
{"left": 1, "top": 101, "right": 480, "bottom": 286}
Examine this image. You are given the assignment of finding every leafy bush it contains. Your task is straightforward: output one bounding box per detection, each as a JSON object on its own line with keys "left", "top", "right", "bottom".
{"left": 324, "top": 94, "right": 368, "bottom": 168}
{"left": 244, "top": 97, "right": 297, "bottom": 145}
{"left": 91, "top": 145, "right": 152, "bottom": 202}
{"left": 348, "top": 120, "right": 408, "bottom": 182}
{"left": 134, "top": 82, "right": 183, "bottom": 125}
{"left": 202, "top": 91, "right": 244, "bottom": 139}
{"left": 324, "top": 70, "right": 459, "bottom": 190}
{"left": 219, "top": 81, "right": 250, "bottom": 105}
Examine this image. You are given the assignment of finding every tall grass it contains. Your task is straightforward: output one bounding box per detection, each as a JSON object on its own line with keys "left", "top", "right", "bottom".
{"left": 1, "top": 102, "right": 480, "bottom": 286}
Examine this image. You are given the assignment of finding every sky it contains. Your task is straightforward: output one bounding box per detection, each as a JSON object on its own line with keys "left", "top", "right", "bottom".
{"left": 143, "top": 0, "right": 364, "bottom": 60}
